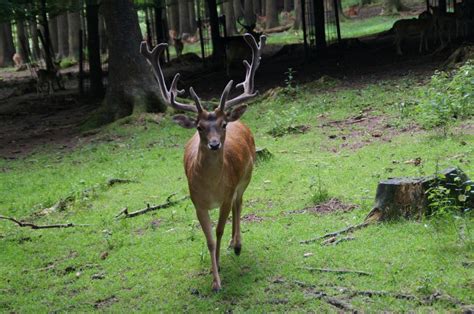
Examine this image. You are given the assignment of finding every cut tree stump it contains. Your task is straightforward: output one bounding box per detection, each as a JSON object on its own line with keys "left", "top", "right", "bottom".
{"left": 365, "top": 167, "right": 473, "bottom": 222}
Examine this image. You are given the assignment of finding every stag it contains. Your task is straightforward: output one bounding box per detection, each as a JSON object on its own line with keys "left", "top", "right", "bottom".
{"left": 140, "top": 34, "right": 266, "bottom": 291}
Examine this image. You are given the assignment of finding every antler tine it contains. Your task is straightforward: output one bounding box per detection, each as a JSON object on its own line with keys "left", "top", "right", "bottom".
{"left": 219, "top": 80, "right": 234, "bottom": 111}
{"left": 189, "top": 87, "right": 203, "bottom": 113}
{"left": 224, "top": 34, "right": 266, "bottom": 110}
{"left": 140, "top": 41, "right": 197, "bottom": 113}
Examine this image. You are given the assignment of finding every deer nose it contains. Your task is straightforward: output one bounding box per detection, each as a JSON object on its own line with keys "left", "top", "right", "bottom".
{"left": 208, "top": 140, "right": 221, "bottom": 150}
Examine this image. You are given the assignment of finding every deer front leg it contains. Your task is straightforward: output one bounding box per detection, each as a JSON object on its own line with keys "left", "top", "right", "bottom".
{"left": 216, "top": 200, "right": 232, "bottom": 270}
{"left": 230, "top": 194, "right": 243, "bottom": 255}
{"left": 196, "top": 209, "right": 221, "bottom": 292}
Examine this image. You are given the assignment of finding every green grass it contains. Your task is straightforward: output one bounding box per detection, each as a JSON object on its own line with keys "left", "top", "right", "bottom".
{"left": 340, "top": 15, "right": 402, "bottom": 38}
{"left": 0, "top": 72, "right": 473, "bottom": 312}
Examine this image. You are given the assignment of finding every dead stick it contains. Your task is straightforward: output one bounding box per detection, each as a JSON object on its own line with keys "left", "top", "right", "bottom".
{"left": 115, "top": 194, "right": 189, "bottom": 219}
{"left": 0, "top": 215, "right": 91, "bottom": 229}
{"left": 300, "top": 222, "right": 370, "bottom": 244}
{"left": 303, "top": 267, "right": 371, "bottom": 276}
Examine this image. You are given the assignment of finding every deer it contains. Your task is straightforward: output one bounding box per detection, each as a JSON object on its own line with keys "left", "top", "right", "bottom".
{"left": 392, "top": 11, "right": 434, "bottom": 55}
{"left": 140, "top": 33, "right": 266, "bottom": 292}
{"left": 12, "top": 53, "right": 23, "bottom": 68}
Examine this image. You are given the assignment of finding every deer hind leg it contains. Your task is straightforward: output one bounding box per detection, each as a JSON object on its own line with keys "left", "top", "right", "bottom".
{"left": 196, "top": 209, "right": 221, "bottom": 292}
{"left": 215, "top": 200, "right": 232, "bottom": 270}
{"left": 230, "top": 192, "right": 243, "bottom": 255}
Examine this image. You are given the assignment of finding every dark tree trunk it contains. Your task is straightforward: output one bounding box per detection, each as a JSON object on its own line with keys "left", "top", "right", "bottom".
{"left": 57, "top": 13, "right": 69, "bottom": 58}
{"left": 86, "top": 2, "right": 104, "bottom": 97}
{"left": 188, "top": 0, "right": 197, "bottom": 33}
{"left": 179, "top": 0, "right": 192, "bottom": 35}
{"left": 253, "top": 0, "right": 262, "bottom": 16}
{"left": 16, "top": 20, "right": 30, "bottom": 63}
{"left": 98, "top": 14, "right": 107, "bottom": 54}
{"left": 48, "top": 15, "right": 58, "bottom": 56}
{"left": 284, "top": 0, "right": 292, "bottom": 12}
{"left": 207, "top": 0, "right": 225, "bottom": 58}
{"left": 223, "top": 0, "right": 237, "bottom": 35}
{"left": 155, "top": 4, "right": 167, "bottom": 43}
{"left": 265, "top": 0, "right": 279, "bottom": 28}
{"left": 234, "top": 0, "right": 244, "bottom": 21}
{"left": 294, "top": 0, "right": 301, "bottom": 29}
{"left": 244, "top": 0, "right": 256, "bottom": 26}
{"left": 0, "top": 22, "right": 16, "bottom": 67}
{"left": 149, "top": 8, "right": 156, "bottom": 43}
{"left": 168, "top": 1, "right": 180, "bottom": 33}
{"left": 39, "top": 0, "right": 54, "bottom": 71}
{"left": 97, "top": 0, "right": 166, "bottom": 124}
{"left": 30, "top": 18, "right": 42, "bottom": 61}
{"left": 68, "top": 11, "right": 81, "bottom": 59}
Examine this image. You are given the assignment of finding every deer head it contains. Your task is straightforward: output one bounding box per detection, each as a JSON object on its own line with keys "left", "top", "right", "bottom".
{"left": 140, "top": 34, "right": 266, "bottom": 151}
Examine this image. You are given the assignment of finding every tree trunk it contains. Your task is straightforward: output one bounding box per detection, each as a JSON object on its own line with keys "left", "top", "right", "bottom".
{"left": 179, "top": 0, "right": 192, "bottom": 35}
{"left": 97, "top": 0, "right": 166, "bottom": 124}
{"left": 168, "top": 1, "right": 180, "bottom": 33}
{"left": 253, "top": 0, "right": 262, "bottom": 16}
{"left": 265, "top": 0, "right": 279, "bottom": 28}
{"left": 294, "top": 0, "right": 301, "bottom": 29}
{"left": 244, "top": 0, "right": 256, "bottom": 26}
{"left": 207, "top": 0, "right": 225, "bottom": 58}
{"left": 30, "top": 18, "right": 42, "bottom": 61}
{"left": 223, "top": 0, "right": 237, "bottom": 35}
{"left": 68, "top": 11, "right": 81, "bottom": 60}
{"left": 383, "top": 0, "right": 407, "bottom": 13}
{"left": 48, "top": 15, "right": 58, "bottom": 56}
{"left": 57, "top": 13, "right": 69, "bottom": 59}
{"left": 86, "top": 2, "right": 104, "bottom": 97}
{"left": 149, "top": 8, "right": 156, "bottom": 44}
{"left": 284, "top": 0, "right": 292, "bottom": 12}
{"left": 188, "top": 0, "right": 197, "bottom": 33}
{"left": 0, "top": 22, "right": 16, "bottom": 67}
{"left": 98, "top": 14, "right": 108, "bottom": 54}
{"left": 234, "top": 0, "right": 244, "bottom": 21}
{"left": 16, "top": 20, "right": 30, "bottom": 63}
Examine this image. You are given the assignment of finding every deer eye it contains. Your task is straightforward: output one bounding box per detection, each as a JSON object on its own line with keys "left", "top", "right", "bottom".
{"left": 222, "top": 122, "right": 227, "bottom": 129}
{"left": 197, "top": 125, "right": 203, "bottom": 132}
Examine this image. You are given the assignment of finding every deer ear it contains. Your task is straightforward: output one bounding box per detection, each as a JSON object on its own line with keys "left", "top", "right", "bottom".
{"left": 226, "top": 105, "right": 248, "bottom": 122}
{"left": 172, "top": 114, "right": 196, "bottom": 129}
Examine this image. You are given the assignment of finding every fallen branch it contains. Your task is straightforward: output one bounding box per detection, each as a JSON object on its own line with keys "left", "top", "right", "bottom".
{"left": 322, "top": 236, "right": 355, "bottom": 246}
{"left": 115, "top": 194, "right": 189, "bottom": 219}
{"left": 0, "top": 215, "right": 91, "bottom": 229}
{"left": 300, "top": 222, "right": 370, "bottom": 244}
{"left": 107, "top": 178, "right": 138, "bottom": 186}
{"left": 337, "top": 287, "right": 417, "bottom": 301}
{"left": 303, "top": 267, "right": 371, "bottom": 276}
{"left": 296, "top": 281, "right": 355, "bottom": 311}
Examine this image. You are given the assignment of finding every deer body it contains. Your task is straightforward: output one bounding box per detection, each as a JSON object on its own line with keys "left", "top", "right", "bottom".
{"left": 141, "top": 34, "right": 265, "bottom": 292}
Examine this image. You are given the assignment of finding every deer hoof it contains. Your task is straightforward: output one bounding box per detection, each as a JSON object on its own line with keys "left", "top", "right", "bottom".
{"left": 234, "top": 244, "right": 241, "bottom": 256}
{"left": 212, "top": 281, "right": 222, "bottom": 292}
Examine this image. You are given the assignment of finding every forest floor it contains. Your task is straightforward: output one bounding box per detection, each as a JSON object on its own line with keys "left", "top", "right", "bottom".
{"left": 0, "top": 37, "right": 473, "bottom": 311}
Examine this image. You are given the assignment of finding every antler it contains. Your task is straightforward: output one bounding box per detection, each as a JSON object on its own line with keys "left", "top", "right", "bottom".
{"left": 219, "top": 34, "right": 266, "bottom": 111}
{"left": 140, "top": 41, "right": 198, "bottom": 113}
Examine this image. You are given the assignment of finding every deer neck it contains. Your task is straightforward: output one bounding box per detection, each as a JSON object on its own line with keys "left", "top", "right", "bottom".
{"left": 195, "top": 144, "right": 225, "bottom": 178}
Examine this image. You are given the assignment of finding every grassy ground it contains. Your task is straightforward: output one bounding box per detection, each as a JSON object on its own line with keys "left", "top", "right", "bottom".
{"left": 0, "top": 71, "right": 473, "bottom": 312}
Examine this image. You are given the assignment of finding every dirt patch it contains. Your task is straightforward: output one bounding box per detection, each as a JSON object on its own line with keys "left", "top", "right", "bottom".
{"left": 94, "top": 295, "right": 118, "bottom": 309}
{"left": 287, "top": 198, "right": 357, "bottom": 215}
{"left": 242, "top": 213, "right": 264, "bottom": 223}
{"left": 320, "top": 110, "right": 420, "bottom": 152}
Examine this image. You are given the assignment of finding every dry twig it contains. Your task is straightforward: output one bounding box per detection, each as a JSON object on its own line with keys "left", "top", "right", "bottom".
{"left": 115, "top": 194, "right": 189, "bottom": 219}
{"left": 300, "top": 222, "right": 370, "bottom": 244}
{"left": 303, "top": 267, "right": 371, "bottom": 276}
{"left": 321, "top": 236, "right": 355, "bottom": 246}
{"left": 0, "top": 215, "right": 90, "bottom": 229}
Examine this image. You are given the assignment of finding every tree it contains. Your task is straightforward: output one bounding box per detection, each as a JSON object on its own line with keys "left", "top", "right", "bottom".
{"left": 243, "top": 0, "right": 255, "bottom": 26}
{"left": 29, "top": 17, "right": 42, "bottom": 61}
{"left": 383, "top": 0, "right": 408, "bottom": 13}
{"left": 223, "top": 0, "right": 237, "bottom": 35}
{"left": 233, "top": 0, "right": 243, "bottom": 22}
{"left": 293, "top": 0, "right": 301, "bottom": 29}
{"left": 16, "top": 19, "right": 30, "bottom": 62}
{"left": 178, "top": 0, "right": 191, "bottom": 35}
{"left": 68, "top": 11, "right": 81, "bottom": 59}
{"left": 93, "top": 0, "right": 166, "bottom": 124}
{"left": 98, "top": 13, "right": 107, "bottom": 54}
{"left": 253, "top": 0, "right": 261, "bottom": 16}
{"left": 168, "top": 0, "right": 179, "bottom": 33}
{"left": 57, "top": 12, "right": 69, "bottom": 58}
{"left": 48, "top": 15, "right": 58, "bottom": 55}
{"left": 86, "top": 0, "right": 103, "bottom": 97}
{"left": 265, "top": 0, "right": 279, "bottom": 28}
{"left": 188, "top": 0, "right": 197, "bottom": 34}
{"left": 284, "top": 0, "right": 292, "bottom": 12}
{"left": 0, "top": 22, "right": 16, "bottom": 67}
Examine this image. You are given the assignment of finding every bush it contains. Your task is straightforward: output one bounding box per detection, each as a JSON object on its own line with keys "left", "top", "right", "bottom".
{"left": 415, "top": 60, "right": 474, "bottom": 134}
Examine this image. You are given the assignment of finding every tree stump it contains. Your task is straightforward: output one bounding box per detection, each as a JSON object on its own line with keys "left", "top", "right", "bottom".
{"left": 366, "top": 167, "right": 473, "bottom": 222}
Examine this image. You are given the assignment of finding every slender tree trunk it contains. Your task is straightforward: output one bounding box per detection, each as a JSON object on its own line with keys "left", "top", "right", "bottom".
{"left": 86, "top": 2, "right": 104, "bottom": 97}
{"left": 188, "top": 0, "right": 197, "bottom": 33}
{"left": 284, "top": 0, "right": 292, "bottom": 11}
{"left": 98, "top": 14, "right": 108, "bottom": 54}
{"left": 265, "top": 0, "right": 279, "bottom": 28}
{"left": 39, "top": 0, "right": 54, "bottom": 71}
{"left": 168, "top": 1, "right": 180, "bottom": 33}
{"left": 223, "top": 0, "right": 237, "bottom": 34}
{"left": 244, "top": 0, "right": 256, "bottom": 26}
{"left": 16, "top": 20, "right": 30, "bottom": 63}
{"left": 68, "top": 11, "right": 81, "bottom": 60}
{"left": 294, "top": 0, "right": 301, "bottom": 29}
{"left": 0, "top": 22, "right": 16, "bottom": 67}
{"left": 179, "top": 0, "right": 192, "bottom": 35}
{"left": 149, "top": 8, "right": 156, "bottom": 43}
{"left": 97, "top": 0, "right": 166, "bottom": 124}
{"left": 48, "top": 15, "right": 58, "bottom": 56}
{"left": 57, "top": 13, "right": 69, "bottom": 58}
{"left": 30, "top": 18, "right": 42, "bottom": 61}
{"left": 253, "top": 0, "right": 262, "bottom": 16}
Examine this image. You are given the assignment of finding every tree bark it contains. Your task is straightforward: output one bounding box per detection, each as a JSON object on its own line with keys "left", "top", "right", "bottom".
{"left": 168, "top": 1, "right": 180, "bottom": 33}
{"left": 234, "top": 0, "right": 244, "bottom": 21}
{"left": 30, "top": 18, "right": 42, "bottom": 61}
{"left": 188, "top": 0, "right": 197, "bottom": 33}
{"left": 244, "top": 0, "right": 256, "bottom": 26}
{"left": 98, "top": 14, "right": 108, "bottom": 54}
{"left": 207, "top": 0, "right": 225, "bottom": 58}
{"left": 284, "top": 0, "right": 292, "bottom": 12}
{"left": 16, "top": 20, "right": 30, "bottom": 63}
{"left": 57, "top": 13, "right": 69, "bottom": 59}
{"left": 179, "top": 0, "right": 192, "bottom": 35}
{"left": 294, "top": 0, "right": 301, "bottom": 29}
{"left": 223, "top": 0, "right": 237, "bottom": 35}
{"left": 86, "top": 2, "right": 104, "bottom": 97}
{"left": 265, "top": 0, "right": 279, "bottom": 28}
{"left": 97, "top": 0, "right": 166, "bottom": 124}
{"left": 68, "top": 11, "right": 81, "bottom": 60}
{"left": 253, "top": 0, "right": 262, "bottom": 16}
{"left": 0, "top": 22, "right": 16, "bottom": 67}
{"left": 48, "top": 15, "right": 58, "bottom": 56}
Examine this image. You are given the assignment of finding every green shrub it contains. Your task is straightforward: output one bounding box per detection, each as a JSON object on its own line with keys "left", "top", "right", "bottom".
{"left": 415, "top": 60, "right": 474, "bottom": 134}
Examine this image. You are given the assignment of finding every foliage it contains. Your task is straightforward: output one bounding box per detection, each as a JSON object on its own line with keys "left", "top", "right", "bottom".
{"left": 309, "top": 164, "right": 330, "bottom": 204}
{"left": 427, "top": 173, "right": 473, "bottom": 218}
{"left": 414, "top": 61, "right": 474, "bottom": 135}
{"left": 59, "top": 57, "right": 77, "bottom": 69}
